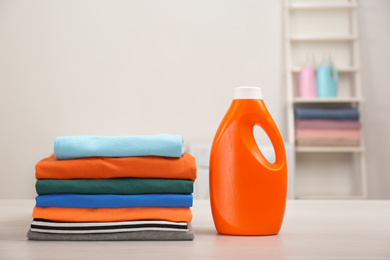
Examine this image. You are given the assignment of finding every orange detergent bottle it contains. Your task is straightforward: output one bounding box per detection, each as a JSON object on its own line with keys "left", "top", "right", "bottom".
{"left": 209, "top": 86, "right": 287, "bottom": 236}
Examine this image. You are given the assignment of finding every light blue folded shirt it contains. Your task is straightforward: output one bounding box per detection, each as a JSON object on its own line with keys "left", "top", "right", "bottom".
{"left": 54, "top": 134, "right": 184, "bottom": 160}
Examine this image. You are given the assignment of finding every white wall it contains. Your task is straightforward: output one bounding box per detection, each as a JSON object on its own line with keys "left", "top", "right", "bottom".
{"left": 359, "top": 0, "right": 390, "bottom": 199}
{"left": 0, "top": 0, "right": 389, "bottom": 199}
{"left": 0, "top": 0, "right": 283, "bottom": 199}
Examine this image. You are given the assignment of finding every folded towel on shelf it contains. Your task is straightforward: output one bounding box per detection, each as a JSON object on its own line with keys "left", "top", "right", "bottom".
{"left": 35, "top": 193, "right": 193, "bottom": 208}
{"left": 27, "top": 223, "right": 194, "bottom": 241}
{"left": 54, "top": 134, "right": 184, "bottom": 160}
{"left": 295, "top": 129, "right": 360, "bottom": 140}
{"left": 32, "top": 207, "right": 193, "bottom": 222}
{"left": 29, "top": 219, "right": 189, "bottom": 234}
{"left": 294, "top": 107, "right": 359, "bottom": 120}
{"left": 36, "top": 178, "right": 193, "bottom": 195}
{"left": 296, "top": 139, "right": 360, "bottom": 147}
{"left": 295, "top": 119, "right": 361, "bottom": 130}
{"left": 36, "top": 153, "right": 196, "bottom": 181}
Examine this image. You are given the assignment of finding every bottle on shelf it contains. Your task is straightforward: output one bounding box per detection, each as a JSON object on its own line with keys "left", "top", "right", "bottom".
{"left": 299, "top": 53, "right": 317, "bottom": 98}
{"left": 317, "top": 53, "right": 338, "bottom": 98}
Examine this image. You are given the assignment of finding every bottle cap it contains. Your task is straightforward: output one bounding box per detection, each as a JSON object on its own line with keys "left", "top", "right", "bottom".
{"left": 304, "top": 53, "right": 316, "bottom": 68}
{"left": 233, "top": 86, "right": 263, "bottom": 100}
{"left": 321, "top": 53, "right": 333, "bottom": 66}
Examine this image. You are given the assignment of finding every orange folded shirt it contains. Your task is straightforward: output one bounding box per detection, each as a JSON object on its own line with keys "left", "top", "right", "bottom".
{"left": 32, "top": 206, "right": 193, "bottom": 222}
{"left": 36, "top": 152, "right": 197, "bottom": 181}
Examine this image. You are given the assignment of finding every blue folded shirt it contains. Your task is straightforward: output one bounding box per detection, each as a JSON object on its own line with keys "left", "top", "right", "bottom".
{"left": 54, "top": 134, "right": 184, "bottom": 160}
{"left": 35, "top": 193, "right": 193, "bottom": 208}
{"left": 294, "top": 108, "right": 359, "bottom": 120}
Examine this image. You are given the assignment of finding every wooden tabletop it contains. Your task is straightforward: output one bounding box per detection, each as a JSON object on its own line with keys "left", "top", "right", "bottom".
{"left": 1, "top": 199, "right": 389, "bottom": 259}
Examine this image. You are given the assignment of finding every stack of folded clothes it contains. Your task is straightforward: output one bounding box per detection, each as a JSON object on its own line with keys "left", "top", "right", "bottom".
{"left": 27, "top": 134, "right": 197, "bottom": 241}
{"left": 294, "top": 107, "right": 361, "bottom": 147}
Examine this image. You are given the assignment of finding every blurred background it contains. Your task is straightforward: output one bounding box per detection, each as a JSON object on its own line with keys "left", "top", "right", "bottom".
{"left": 0, "top": 0, "right": 389, "bottom": 199}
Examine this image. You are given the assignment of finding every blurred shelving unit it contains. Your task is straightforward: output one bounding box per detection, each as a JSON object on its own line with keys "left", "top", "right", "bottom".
{"left": 284, "top": 0, "right": 366, "bottom": 199}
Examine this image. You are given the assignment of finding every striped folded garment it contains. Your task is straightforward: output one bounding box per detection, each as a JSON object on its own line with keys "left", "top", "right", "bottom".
{"left": 30, "top": 219, "right": 189, "bottom": 233}
{"left": 27, "top": 219, "right": 194, "bottom": 241}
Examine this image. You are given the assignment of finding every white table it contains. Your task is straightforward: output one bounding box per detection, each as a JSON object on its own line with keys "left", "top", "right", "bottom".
{"left": 1, "top": 199, "right": 390, "bottom": 259}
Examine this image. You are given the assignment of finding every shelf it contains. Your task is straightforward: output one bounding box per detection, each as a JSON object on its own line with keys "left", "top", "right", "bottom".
{"left": 289, "top": 3, "right": 357, "bottom": 10}
{"left": 291, "top": 66, "right": 358, "bottom": 73}
{"left": 295, "top": 146, "right": 365, "bottom": 153}
{"left": 293, "top": 97, "right": 364, "bottom": 103}
{"left": 284, "top": 0, "right": 366, "bottom": 200}
{"left": 289, "top": 35, "right": 357, "bottom": 42}
{"left": 296, "top": 194, "right": 365, "bottom": 200}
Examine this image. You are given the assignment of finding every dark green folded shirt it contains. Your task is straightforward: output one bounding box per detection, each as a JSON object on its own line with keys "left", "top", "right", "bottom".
{"left": 36, "top": 178, "right": 193, "bottom": 195}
